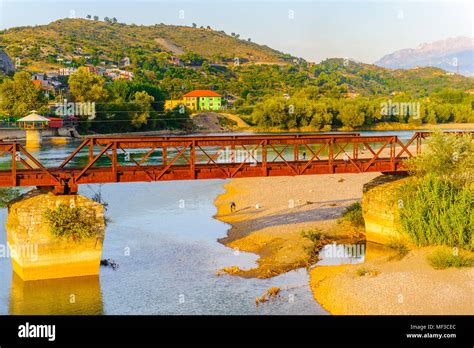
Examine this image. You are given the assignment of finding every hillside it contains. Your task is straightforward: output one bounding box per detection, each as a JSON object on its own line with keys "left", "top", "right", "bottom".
{"left": 375, "top": 37, "right": 474, "bottom": 77}
{"left": 315, "top": 58, "right": 474, "bottom": 95}
{"left": 0, "top": 18, "right": 290, "bottom": 72}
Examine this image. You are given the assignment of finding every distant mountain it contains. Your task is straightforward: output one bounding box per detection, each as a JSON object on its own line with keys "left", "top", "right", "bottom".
{"left": 375, "top": 37, "right": 474, "bottom": 76}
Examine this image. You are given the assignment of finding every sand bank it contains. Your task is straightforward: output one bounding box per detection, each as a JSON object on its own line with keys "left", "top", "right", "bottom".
{"left": 214, "top": 173, "right": 379, "bottom": 277}
{"left": 214, "top": 174, "right": 473, "bottom": 314}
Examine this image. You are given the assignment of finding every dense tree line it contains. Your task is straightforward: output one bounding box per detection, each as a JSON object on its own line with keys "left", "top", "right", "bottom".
{"left": 250, "top": 87, "right": 474, "bottom": 129}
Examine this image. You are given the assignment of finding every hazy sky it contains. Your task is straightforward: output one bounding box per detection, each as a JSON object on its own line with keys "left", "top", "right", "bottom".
{"left": 0, "top": 0, "right": 472, "bottom": 63}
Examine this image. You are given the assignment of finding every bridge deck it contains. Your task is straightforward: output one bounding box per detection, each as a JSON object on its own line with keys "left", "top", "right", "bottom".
{"left": 0, "top": 131, "right": 466, "bottom": 194}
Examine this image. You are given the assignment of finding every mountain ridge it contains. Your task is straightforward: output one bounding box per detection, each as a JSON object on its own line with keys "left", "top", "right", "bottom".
{"left": 375, "top": 36, "right": 474, "bottom": 76}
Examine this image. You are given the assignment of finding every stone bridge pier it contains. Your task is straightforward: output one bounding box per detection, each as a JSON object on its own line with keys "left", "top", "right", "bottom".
{"left": 6, "top": 190, "right": 105, "bottom": 281}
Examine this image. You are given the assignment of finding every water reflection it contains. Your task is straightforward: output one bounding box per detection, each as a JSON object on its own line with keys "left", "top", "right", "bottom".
{"left": 316, "top": 241, "right": 396, "bottom": 266}
{"left": 9, "top": 273, "right": 103, "bottom": 315}
{"left": 316, "top": 242, "right": 366, "bottom": 266}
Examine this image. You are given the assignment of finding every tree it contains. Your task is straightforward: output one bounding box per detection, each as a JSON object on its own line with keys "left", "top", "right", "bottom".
{"left": 158, "top": 105, "right": 192, "bottom": 130}
{"left": 104, "top": 17, "right": 110, "bottom": 23}
{"left": 425, "top": 107, "right": 437, "bottom": 124}
{"left": 130, "top": 91, "right": 154, "bottom": 128}
{"left": 107, "top": 79, "right": 130, "bottom": 103}
{"left": 252, "top": 97, "right": 287, "bottom": 128}
{"left": 453, "top": 104, "right": 471, "bottom": 123}
{"left": 0, "top": 71, "right": 48, "bottom": 116}
{"left": 337, "top": 102, "right": 365, "bottom": 128}
{"left": 192, "top": 23, "right": 197, "bottom": 28}
{"left": 68, "top": 67, "right": 108, "bottom": 103}
{"left": 86, "top": 15, "right": 91, "bottom": 19}
{"left": 180, "top": 52, "right": 205, "bottom": 66}
{"left": 93, "top": 16, "right": 99, "bottom": 21}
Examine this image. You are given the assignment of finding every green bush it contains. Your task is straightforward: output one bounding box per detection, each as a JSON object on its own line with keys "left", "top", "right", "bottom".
{"left": 0, "top": 188, "right": 21, "bottom": 208}
{"left": 43, "top": 204, "right": 101, "bottom": 241}
{"left": 427, "top": 248, "right": 472, "bottom": 269}
{"left": 405, "top": 131, "right": 473, "bottom": 187}
{"left": 339, "top": 202, "right": 364, "bottom": 227}
{"left": 397, "top": 175, "right": 473, "bottom": 250}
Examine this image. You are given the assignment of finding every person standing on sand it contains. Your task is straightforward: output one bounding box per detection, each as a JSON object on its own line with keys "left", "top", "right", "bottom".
{"left": 230, "top": 201, "right": 236, "bottom": 213}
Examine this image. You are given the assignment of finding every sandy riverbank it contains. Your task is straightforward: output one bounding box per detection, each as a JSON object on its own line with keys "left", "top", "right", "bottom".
{"left": 214, "top": 174, "right": 474, "bottom": 314}
{"left": 214, "top": 173, "right": 379, "bottom": 278}
{"left": 310, "top": 245, "right": 473, "bottom": 315}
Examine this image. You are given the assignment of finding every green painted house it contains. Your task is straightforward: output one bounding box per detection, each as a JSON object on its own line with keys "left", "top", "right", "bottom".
{"left": 183, "top": 90, "right": 222, "bottom": 111}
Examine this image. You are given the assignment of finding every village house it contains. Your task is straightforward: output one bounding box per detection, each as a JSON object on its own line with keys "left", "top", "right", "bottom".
{"left": 58, "top": 67, "right": 78, "bottom": 76}
{"left": 32, "top": 77, "right": 58, "bottom": 97}
{"left": 104, "top": 68, "right": 133, "bottom": 80}
{"left": 46, "top": 71, "right": 59, "bottom": 78}
{"left": 169, "top": 57, "right": 184, "bottom": 66}
{"left": 165, "top": 90, "right": 222, "bottom": 111}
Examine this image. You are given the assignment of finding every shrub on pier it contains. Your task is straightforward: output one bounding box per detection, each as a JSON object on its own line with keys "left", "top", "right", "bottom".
{"left": 397, "top": 131, "right": 473, "bottom": 250}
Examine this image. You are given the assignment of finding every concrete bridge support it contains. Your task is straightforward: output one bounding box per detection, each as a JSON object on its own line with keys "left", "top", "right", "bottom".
{"left": 5, "top": 190, "right": 105, "bottom": 281}
{"left": 361, "top": 176, "right": 408, "bottom": 245}
{"left": 25, "top": 129, "right": 42, "bottom": 148}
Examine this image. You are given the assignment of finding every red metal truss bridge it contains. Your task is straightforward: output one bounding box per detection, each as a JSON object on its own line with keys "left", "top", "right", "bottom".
{"left": 0, "top": 131, "right": 469, "bottom": 194}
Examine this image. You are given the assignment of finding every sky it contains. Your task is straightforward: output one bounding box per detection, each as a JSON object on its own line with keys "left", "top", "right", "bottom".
{"left": 0, "top": 0, "right": 472, "bottom": 63}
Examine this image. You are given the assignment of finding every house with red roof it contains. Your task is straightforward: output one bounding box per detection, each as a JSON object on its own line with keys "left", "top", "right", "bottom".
{"left": 165, "top": 89, "right": 222, "bottom": 111}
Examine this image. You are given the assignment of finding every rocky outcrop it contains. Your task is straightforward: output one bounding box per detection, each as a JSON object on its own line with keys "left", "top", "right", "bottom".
{"left": 361, "top": 176, "right": 408, "bottom": 245}
{"left": 6, "top": 190, "right": 105, "bottom": 281}
{"left": 0, "top": 49, "right": 15, "bottom": 75}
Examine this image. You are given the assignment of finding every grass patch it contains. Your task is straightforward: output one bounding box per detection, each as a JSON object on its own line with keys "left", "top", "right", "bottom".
{"left": 386, "top": 239, "right": 410, "bottom": 260}
{"left": 397, "top": 175, "right": 472, "bottom": 250}
{"left": 301, "top": 229, "right": 328, "bottom": 266}
{"left": 427, "top": 248, "right": 473, "bottom": 270}
{"left": 355, "top": 266, "right": 379, "bottom": 277}
{"left": 338, "top": 202, "right": 364, "bottom": 228}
